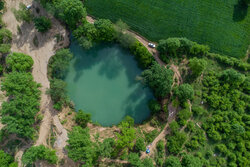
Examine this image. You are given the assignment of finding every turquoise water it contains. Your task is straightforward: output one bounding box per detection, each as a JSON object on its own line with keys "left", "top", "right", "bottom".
{"left": 64, "top": 41, "right": 154, "bottom": 126}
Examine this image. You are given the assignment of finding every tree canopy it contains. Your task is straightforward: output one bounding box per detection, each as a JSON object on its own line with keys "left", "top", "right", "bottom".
{"left": 175, "top": 84, "right": 194, "bottom": 103}
{"left": 142, "top": 62, "right": 173, "bottom": 98}
{"left": 55, "top": 0, "right": 86, "bottom": 29}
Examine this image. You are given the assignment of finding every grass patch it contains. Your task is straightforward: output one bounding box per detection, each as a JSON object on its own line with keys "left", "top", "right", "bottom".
{"left": 85, "top": 0, "right": 250, "bottom": 58}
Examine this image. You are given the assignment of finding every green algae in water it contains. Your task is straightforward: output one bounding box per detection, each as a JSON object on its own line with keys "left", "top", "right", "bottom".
{"left": 64, "top": 41, "right": 154, "bottom": 126}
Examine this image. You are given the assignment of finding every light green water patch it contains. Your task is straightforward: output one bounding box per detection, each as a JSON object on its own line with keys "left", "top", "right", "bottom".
{"left": 64, "top": 41, "right": 154, "bottom": 126}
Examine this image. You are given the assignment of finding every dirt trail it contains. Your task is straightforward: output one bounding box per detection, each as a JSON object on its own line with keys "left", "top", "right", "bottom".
{"left": 3, "top": 0, "right": 69, "bottom": 165}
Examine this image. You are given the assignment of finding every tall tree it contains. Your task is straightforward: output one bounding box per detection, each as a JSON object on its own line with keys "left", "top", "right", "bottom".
{"left": 94, "top": 19, "right": 115, "bottom": 42}
{"left": 142, "top": 62, "right": 173, "bottom": 98}
{"left": 175, "top": 84, "right": 194, "bottom": 103}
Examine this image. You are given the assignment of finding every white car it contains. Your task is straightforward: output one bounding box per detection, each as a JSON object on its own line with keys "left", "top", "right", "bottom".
{"left": 26, "top": 5, "right": 32, "bottom": 10}
{"left": 148, "top": 43, "right": 156, "bottom": 48}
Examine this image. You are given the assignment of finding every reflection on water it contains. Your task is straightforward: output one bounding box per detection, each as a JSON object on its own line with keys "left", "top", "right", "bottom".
{"left": 64, "top": 41, "right": 154, "bottom": 126}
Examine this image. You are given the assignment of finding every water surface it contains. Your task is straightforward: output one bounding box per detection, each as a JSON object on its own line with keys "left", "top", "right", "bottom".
{"left": 64, "top": 41, "right": 153, "bottom": 126}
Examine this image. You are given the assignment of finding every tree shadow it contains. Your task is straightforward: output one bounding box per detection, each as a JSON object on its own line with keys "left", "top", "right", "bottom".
{"left": 233, "top": 0, "right": 248, "bottom": 22}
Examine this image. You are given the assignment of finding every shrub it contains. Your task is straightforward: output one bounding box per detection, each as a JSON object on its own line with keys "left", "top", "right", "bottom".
{"left": 34, "top": 16, "right": 52, "bottom": 33}
{"left": 6, "top": 52, "right": 34, "bottom": 72}
{"left": 192, "top": 106, "right": 206, "bottom": 117}
{"left": 75, "top": 110, "right": 91, "bottom": 128}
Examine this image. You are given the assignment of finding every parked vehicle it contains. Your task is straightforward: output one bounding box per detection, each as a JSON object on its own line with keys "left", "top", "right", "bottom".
{"left": 148, "top": 43, "right": 156, "bottom": 48}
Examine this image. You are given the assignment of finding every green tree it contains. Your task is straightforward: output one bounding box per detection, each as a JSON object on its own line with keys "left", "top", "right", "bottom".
{"left": 2, "top": 72, "right": 40, "bottom": 97}
{"left": 128, "top": 153, "right": 142, "bottom": 167}
{"left": 47, "top": 78, "right": 68, "bottom": 110}
{"left": 6, "top": 52, "right": 34, "bottom": 72}
{"left": 0, "top": 150, "right": 17, "bottom": 167}
{"left": 12, "top": 3, "right": 33, "bottom": 23}
{"left": 75, "top": 110, "right": 91, "bottom": 128}
{"left": 98, "top": 138, "right": 115, "bottom": 158}
{"left": 55, "top": 0, "right": 86, "bottom": 29}
{"left": 1, "top": 72, "right": 40, "bottom": 139}
{"left": 142, "top": 158, "right": 154, "bottom": 167}
{"left": 0, "top": 1, "right": 4, "bottom": 10}
{"left": 158, "top": 38, "right": 181, "bottom": 57}
{"left": 22, "top": 145, "right": 57, "bottom": 166}
{"left": 34, "top": 16, "right": 52, "bottom": 33}
{"left": 0, "top": 44, "right": 11, "bottom": 55}
{"left": 167, "top": 132, "right": 187, "bottom": 154}
{"left": 175, "top": 84, "right": 194, "bottom": 103}
{"left": 66, "top": 126, "right": 97, "bottom": 166}
{"left": 116, "top": 122, "right": 136, "bottom": 152}
{"left": 48, "top": 49, "right": 73, "bottom": 79}
{"left": 165, "top": 156, "right": 182, "bottom": 167}
{"left": 0, "top": 28, "right": 12, "bottom": 44}
{"left": 181, "top": 154, "right": 202, "bottom": 167}
{"left": 135, "top": 137, "right": 145, "bottom": 152}
{"left": 130, "top": 41, "right": 153, "bottom": 69}
{"left": 190, "top": 43, "right": 209, "bottom": 57}
{"left": 94, "top": 19, "right": 115, "bottom": 41}
{"left": 142, "top": 62, "right": 173, "bottom": 98}
{"left": 188, "top": 58, "right": 207, "bottom": 77}
{"left": 220, "top": 69, "right": 245, "bottom": 87}
{"left": 148, "top": 99, "right": 161, "bottom": 114}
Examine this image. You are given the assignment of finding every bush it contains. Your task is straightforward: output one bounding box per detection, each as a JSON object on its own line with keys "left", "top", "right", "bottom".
{"left": 0, "top": 150, "right": 17, "bottom": 167}
{"left": 22, "top": 145, "right": 57, "bottom": 166}
{"left": 6, "top": 52, "right": 34, "bottom": 72}
{"left": 177, "top": 109, "right": 192, "bottom": 126}
{"left": 34, "top": 16, "right": 52, "bottom": 33}
{"left": 165, "top": 156, "right": 182, "bottom": 167}
{"left": 145, "top": 129, "right": 158, "bottom": 143}
{"left": 75, "top": 110, "right": 91, "bottom": 128}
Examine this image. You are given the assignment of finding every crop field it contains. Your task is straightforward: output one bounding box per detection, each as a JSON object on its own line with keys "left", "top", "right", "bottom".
{"left": 85, "top": 0, "right": 250, "bottom": 58}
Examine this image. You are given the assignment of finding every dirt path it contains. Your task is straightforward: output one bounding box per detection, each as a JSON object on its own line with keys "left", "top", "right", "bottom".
{"left": 3, "top": 0, "right": 69, "bottom": 165}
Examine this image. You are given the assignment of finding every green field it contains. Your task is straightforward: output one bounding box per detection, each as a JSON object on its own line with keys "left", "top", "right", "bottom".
{"left": 85, "top": 0, "right": 250, "bottom": 58}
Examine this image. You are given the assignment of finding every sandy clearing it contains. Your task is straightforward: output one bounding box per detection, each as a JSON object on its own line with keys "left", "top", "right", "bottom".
{"left": 3, "top": 0, "right": 69, "bottom": 165}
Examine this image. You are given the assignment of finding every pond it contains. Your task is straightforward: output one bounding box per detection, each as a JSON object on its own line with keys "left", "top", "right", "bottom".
{"left": 64, "top": 41, "right": 154, "bottom": 126}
